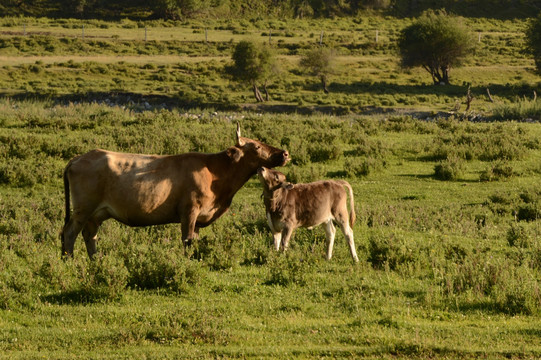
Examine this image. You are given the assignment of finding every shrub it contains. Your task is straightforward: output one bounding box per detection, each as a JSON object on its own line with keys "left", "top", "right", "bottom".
{"left": 345, "top": 156, "right": 384, "bottom": 178}
{"left": 507, "top": 223, "right": 535, "bottom": 248}
{"left": 308, "top": 142, "right": 342, "bottom": 162}
{"left": 367, "top": 232, "right": 418, "bottom": 271}
{"left": 79, "top": 253, "right": 128, "bottom": 301}
{"left": 265, "top": 251, "right": 309, "bottom": 286}
{"left": 124, "top": 243, "right": 203, "bottom": 293}
{"left": 480, "top": 161, "right": 514, "bottom": 182}
{"left": 286, "top": 165, "right": 326, "bottom": 184}
{"left": 434, "top": 156, "right": 464, "bottom": 181}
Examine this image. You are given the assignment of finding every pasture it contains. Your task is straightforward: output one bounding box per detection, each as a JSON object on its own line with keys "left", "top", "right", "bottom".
{"left": 1, "top": 15, "right": 541, "bottom": 359}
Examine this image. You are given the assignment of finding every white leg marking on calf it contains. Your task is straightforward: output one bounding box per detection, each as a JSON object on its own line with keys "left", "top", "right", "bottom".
{"left": 324, "top": 220, "right": 336, "bottom": 260}
{"left": 344, "top": 224, "right": 359, "bottom": 262}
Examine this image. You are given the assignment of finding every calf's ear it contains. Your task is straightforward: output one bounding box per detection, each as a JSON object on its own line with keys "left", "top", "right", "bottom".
{"left": 282, "top": 182, "right": 294, "bottom": 190}
{"left": 227, "top": 147, "right": 243, "bottom": 162}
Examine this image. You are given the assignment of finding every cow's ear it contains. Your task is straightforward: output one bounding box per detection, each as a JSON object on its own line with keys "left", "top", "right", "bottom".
{"left": 227, "top": 147, "right": 243, "bottom": 162}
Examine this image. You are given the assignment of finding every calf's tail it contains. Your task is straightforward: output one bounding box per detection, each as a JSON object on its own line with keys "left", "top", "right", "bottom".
{"left": 339, "top": 180, "right": 356, "bottom": 226}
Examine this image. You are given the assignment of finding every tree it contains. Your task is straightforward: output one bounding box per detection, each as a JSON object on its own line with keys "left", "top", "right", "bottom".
{"left": 151, "top": 0, "right": 210, "bottom": 20}
{"left": 398, "top": 9, "right": 474, "bottom": 85}
{"left": 525, "top": 13, "right": 541, "bottom": 74}
{"left": 226, "top": 40, "right": 277, "bottom": 102}
{"left": 300, "top": 47, "right": 337, "bottom": 93}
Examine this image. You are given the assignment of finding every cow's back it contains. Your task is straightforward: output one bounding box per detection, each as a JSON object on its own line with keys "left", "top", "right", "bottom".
{"left": 66, "top": 149, "right": 197, "bottom": 226}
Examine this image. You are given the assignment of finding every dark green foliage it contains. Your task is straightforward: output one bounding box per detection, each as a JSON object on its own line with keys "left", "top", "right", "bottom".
{"left": 265, "top": 251, "right": 309, "bottom": 286}
{"left": 434, "top": 156, "right": 464, "bottom": 181}
{"left": 398, "top": 10, "right": 474, "bottom": 85}
{"left": 79, "top": 253, "right": 129, "bottom": 301}
{"left": 345, "top": 156, "right": 384, "bottom": 177}
{"left": 525, "top": 13, "right": 541, "bottom": 74}
{"left": 121, "top": 240, "right": 203, "bottom": 292}
{"left": 507, "top": 223, "right": 534, "bottom": 248}
{"left": 299, "top": 47, "right": 337, "bottom": 93}
{"left": 225, "top": 40, "right": 277, "bottom": 102}
{"left": 480, "top": 161, "right": 515, "bottom": 182}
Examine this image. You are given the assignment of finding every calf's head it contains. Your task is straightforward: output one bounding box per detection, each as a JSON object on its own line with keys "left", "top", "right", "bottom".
{"left": 228, "top": 123, "right": 289, "bottom": 171}
{"left": 257, "top": 166, "right": 289, "bottom": 193}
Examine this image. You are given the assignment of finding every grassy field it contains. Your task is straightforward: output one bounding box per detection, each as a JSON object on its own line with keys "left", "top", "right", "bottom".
{"left": 0, "top": 16, "right": 539, "bottom": 114}
{"left": 1, "top": 15, "right": 541, "bottom": 359}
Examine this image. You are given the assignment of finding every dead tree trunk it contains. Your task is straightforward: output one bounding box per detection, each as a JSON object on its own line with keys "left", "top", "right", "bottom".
{"left": 321, "top": 75, "right": 329, "bottom": 94}
{"left": 465, "top": 85, "right": 473, "bottom": 112}
{"left": 486, "top": 88, "right": 495, "bottom": 103}
{"left": 263, "top": 81, "right": 269, "bottom": 101}
{"left": 252, "top": 83, "right": 264, "bottom": 102}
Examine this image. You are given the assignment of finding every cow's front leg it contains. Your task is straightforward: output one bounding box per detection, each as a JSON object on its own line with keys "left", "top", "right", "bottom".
{"left": 280, "top": 226, "right": 294, "bottom": 251}
{"left": 180, "top": 209, "right": 198, "bottom": 248}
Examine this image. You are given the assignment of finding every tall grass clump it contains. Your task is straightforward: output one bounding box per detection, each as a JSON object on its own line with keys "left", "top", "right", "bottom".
{"left": 492, "top": 98, "right": 541, "bottom": 121}
{"left": 438, "top": 251, "right": 541, "bottom": 315}
{"left": 122, "top": 241, "right": 204, "bottom": 293}
{"left": 434, "top": 155, "right": 464, "bottom": 180}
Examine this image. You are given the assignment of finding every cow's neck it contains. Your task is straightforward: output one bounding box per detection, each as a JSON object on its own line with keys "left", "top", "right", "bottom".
{"left": 211, "top": 152, "right": 258, "bottom": 200}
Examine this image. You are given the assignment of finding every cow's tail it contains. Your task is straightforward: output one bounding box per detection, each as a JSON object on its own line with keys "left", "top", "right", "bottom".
{"left": 339, "top": 180, "right": 356, "bottom": 226}
{"left": 63, "top": 163, "right": 72, "bottom": 227}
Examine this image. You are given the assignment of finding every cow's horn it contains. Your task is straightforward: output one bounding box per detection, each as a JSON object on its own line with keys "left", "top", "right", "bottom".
{"left": 236, "top": 122, "right": 244, "bottom": 146}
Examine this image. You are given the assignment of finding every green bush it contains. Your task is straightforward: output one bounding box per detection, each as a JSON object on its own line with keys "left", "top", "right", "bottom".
{"left": 507, "top": 223, "right": 534, "bottom": 248}
{"left": 124, "top": 243, "right": 203, "bottom": 292}
{"left": 345, "top": 156, "right": 384, "bottom": 178}
{"left": 480, "top": 161, "right": 515, "bottom": 182}
{"left": 265, "top": 251, "right": 309, "bottom": 286}
{"left": 79, "top": 253, "right": 129, "bottom": 301}
{"left": 434, "top": 156, "right": 464, "bottom": 181}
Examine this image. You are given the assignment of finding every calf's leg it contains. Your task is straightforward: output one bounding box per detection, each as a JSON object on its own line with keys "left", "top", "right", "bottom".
{"left": 272, "top": 232, "right": 282, "bottom": 251}
{"left": 338, "top": 221, "right": 359, "bottom": 262}
{"left": 280, "top": 226, "right": 294, "bottom": 251}
{"left": 323, "top": 220, "right": 336, "bottom": 260}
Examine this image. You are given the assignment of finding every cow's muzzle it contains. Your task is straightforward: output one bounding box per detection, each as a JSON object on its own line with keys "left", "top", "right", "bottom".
{"left": 281, "top": 150, "right": 290, "bottom": 165}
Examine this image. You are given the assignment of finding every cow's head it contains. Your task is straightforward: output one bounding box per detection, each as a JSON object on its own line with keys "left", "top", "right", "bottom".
{"left": 257, "top": 166, "right": 292, "bottom": 193}
{"left": 227, "top": 123, "right": 289, "bottom": 170}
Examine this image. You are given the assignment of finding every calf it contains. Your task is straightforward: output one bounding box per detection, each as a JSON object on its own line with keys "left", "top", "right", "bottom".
{"left": 257, "top": 167, "right": 359, "bottom": 262}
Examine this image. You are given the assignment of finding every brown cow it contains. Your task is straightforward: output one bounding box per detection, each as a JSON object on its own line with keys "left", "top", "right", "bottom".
{"left": 257, "top": 167, "right": 359, "bottom": 262}
{"left": 61, "top": 123, "right": 289, "bottom": 258}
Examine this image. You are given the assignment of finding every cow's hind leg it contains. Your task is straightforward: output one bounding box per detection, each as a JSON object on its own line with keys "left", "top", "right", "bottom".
{"left": 61, "top": 217, "right": 85, "bottom": 258}
{"left": 323, "top": 220, "right": 336, "bottom": 260}
{"left": 82, "top": 219, "right": 100, "bottom": 259}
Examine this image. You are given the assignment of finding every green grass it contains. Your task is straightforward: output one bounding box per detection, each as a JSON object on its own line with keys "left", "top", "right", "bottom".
{"left": 1, "top": 15, "right": 541, "bottom": 359}
{"left": 0, "top": 16, "right": 539, "bottom": 116}
{"left": 2, "top": 102, "right": 541, "bottom": 358}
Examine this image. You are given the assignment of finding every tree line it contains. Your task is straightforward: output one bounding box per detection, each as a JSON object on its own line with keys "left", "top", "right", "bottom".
{"left": 1, "top": 0, "right": 540, "bottom": 19}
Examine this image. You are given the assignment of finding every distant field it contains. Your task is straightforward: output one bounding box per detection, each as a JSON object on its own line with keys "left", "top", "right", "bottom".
{"left": 0, "top": 16, "right": 538, "bottom": 114}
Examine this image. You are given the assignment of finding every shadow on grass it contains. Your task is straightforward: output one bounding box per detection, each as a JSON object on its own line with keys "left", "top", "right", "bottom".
{"left": 42, "top": 289, "right": 120, "bottom": 305}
